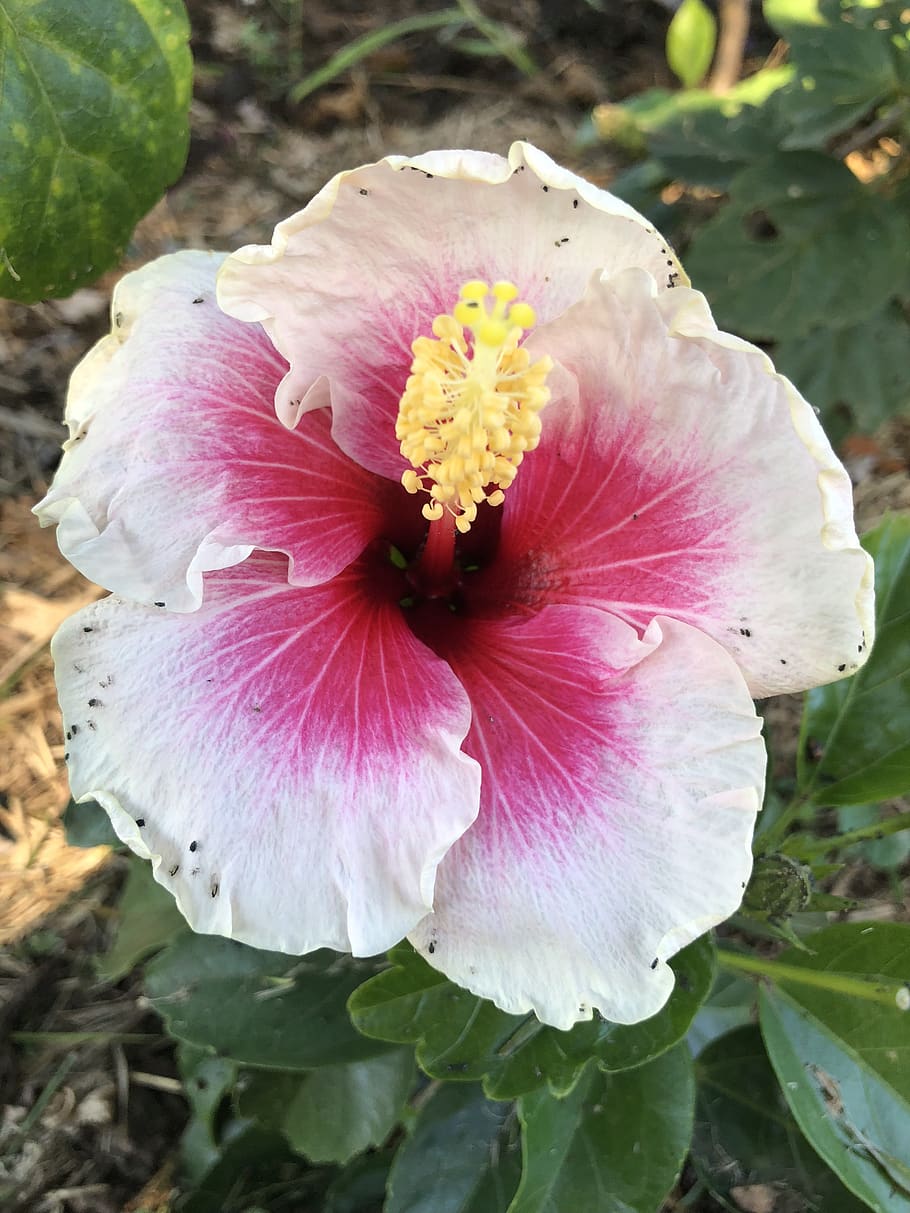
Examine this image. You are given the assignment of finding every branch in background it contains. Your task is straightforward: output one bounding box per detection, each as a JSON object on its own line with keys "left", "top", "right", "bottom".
{"left": 834, "top": 99, "right": 909, "bottom": 159}
{"left": 709, "top": 0, "right": 750, "bottom": 93}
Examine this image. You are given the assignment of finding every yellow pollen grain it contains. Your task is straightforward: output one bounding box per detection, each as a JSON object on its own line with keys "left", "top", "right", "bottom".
{"left": 395, "top": 280, "right": 552, "bottom": 533}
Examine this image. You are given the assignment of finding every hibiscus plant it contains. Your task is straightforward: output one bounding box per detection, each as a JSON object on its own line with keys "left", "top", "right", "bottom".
{"left": 39, "top": 141, "right": 910, "bottom": 1212}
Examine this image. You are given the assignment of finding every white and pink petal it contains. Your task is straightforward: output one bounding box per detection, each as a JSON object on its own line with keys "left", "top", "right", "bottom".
{"left": 216, "top": 140, "right": 686, "bottom": 479}
{"left": 494, "top": 268, "right": 874, "bottom": 697}
{"left": 35, "top": 252, "right": 392, "bottom": 611}
{"left": 408, "top": 608, "right": 764, "bottom": 1030}
{"left": 54, "top": 551, "right": 480, "bottom": 955}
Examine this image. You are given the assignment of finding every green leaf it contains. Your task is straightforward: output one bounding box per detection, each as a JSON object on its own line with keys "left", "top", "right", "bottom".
{"left": 177, "top": 1045, "right": 238, "bottom": 1186}
{"left": 687, "top": 969, "right": 756, "bottom": 1056}
{"left": 646, "top": 81, "right": 792, "bottom": 188}
{"left": 62, "top": 796, "right": 120, "bottom": 848}
{"left": 765, "top": 0, "right": 910, "bottom": 148}
{"left": 348, "top": 937, "right": 713, "bottom": 1099}
{"left": 237, "top": 1048, "right": 415, "bottom": 1164}
{"left": 0, "top": 0, "right": 192, "bottom": 303}
{"left": 693, "top": 1024, "right": 868, "bottom": 1209}
{"left": 174, "top": 1124, "right": 314, "bottom": 1213}
{"left": 96, "top": 856, "right": 188, "bottom": 982}
{"left": 601, "top": 70, "right": 787, "bottom": 137}
{"left": 799, "top": 514, "right": 910, "bottom": 804}
{"left": 774, "top": 301, "right": 910, "bottom": 439}
{"left": 759, "top": 922, "right": 910, "bottom": 1212}
{"left": 287, "top": 9, "right": 467, "bottom": 105}
{"left": 325, "top": 1152, "right": 393, "bottom": 1213}
{"left": 145, "top": 935, "right": 393, "bottom": 1070}
{"left": 666, "top": 0, "right": 717, "bottom": 89}
{"left": 511, "top": 1044, "right": 695, "bottom": 1213}
{"left": 605, "top": 160, "right": 681, "bottom": 242}
{"left": 386, "top": 1083, "right": 521, "bottom": 1213}
{"left": 685, "top": 152, "right": 909, "bottom": 341}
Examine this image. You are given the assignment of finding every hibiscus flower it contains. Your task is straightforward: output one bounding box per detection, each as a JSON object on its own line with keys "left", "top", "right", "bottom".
{"left": 36, "top": 143, "right": 873, "bottom": 1030}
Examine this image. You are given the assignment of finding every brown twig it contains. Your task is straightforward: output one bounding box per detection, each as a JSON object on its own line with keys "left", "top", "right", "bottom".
{"left": 833, "top": 100, "right": 909, "bottom": 159}
{"left": 709, "top": 0, "right": 750, "bottom": 94}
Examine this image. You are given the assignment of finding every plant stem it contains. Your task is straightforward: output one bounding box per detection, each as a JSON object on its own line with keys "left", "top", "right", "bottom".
{"left": 12, "top": 1030, "right": 159, "bottom": 1046}
{"left": 782, "top": 811, "right": 910, "bottom": 859}
{"left": 454, "top": 0, "right": 537, "bottom": 76}
{"left": 288, "top": 10, "right": 467, "bottom": 103}
{"left": 709, "top": 0, "right": 750, "bottom": 94}
{"left": 753, "top": 795, "right": 813, "bottom": 855}
{"left": 717, "top": 947, "right": 908, "bottom": 1009}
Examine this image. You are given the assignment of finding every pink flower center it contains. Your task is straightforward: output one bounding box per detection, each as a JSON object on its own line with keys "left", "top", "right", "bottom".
{"left": 363, "top": 491, "right": 514, "bottom": 666}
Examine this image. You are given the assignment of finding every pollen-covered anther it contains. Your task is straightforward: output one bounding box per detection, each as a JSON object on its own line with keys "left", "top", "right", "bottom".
{"left": 396, "top": 280, "right": 552, "bottom": 534}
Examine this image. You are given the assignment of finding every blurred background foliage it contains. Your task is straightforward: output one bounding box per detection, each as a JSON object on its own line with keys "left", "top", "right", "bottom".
{"left": 599, "top": 0, "right": 910, "bottom": 442}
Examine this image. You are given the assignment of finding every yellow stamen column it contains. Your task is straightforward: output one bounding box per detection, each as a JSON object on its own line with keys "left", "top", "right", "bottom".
{"left": 396, "top": 280, "right": 553, "bottom": 563}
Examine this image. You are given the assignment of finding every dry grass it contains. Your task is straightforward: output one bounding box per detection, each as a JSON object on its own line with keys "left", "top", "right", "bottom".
{"left": 0, "top": 499, "right": 109, "bottom": 948}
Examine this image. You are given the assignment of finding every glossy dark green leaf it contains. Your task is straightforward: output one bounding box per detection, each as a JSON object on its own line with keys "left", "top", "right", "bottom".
{"left": 145, "top": 935, "right": 392, "bottom": 1070}
{"left": 693, "top": 1025, "right": 867, "bottom": 1209}
{"left": 62, "top": 796, "right": 121, "bottom": 848}
{"left": 97, "top": 856, "right": 188, "bottom": 981}
{"left": 666, "top": 0, "right": 716, "bottom": 89}
{"left": 0, "top": 0, "right": 192, "bottom": 303}
{"left": 799, "top": 514, "right": 910, "bottom": 805}
{"left": 348, "top": 937, "right": 713, "bottom": 1099}
{"left": 765, "top": 0, "right": 910, "bottom": 148}
{"left": 685, "top": 152, "right": 908, "bottom": 341}
{"left": 385, "top": 1083, "right": 521, "bottom": 1213}
{"left": 511, "top": 1044, "right": 694, "bottom": 1213}
{"left": 774, "top": 302, "right": 910, "bottom": 439}
{"left": 237, "top": 1048, "right": 415, "bottom": 1164}
{"left": 759, "top": 922, "right": 910, "bottom": 1211}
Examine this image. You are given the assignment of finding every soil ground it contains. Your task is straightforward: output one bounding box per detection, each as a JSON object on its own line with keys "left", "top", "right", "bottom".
{"left": 1, "top": 2, "right": 908, "bottom": 1210}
